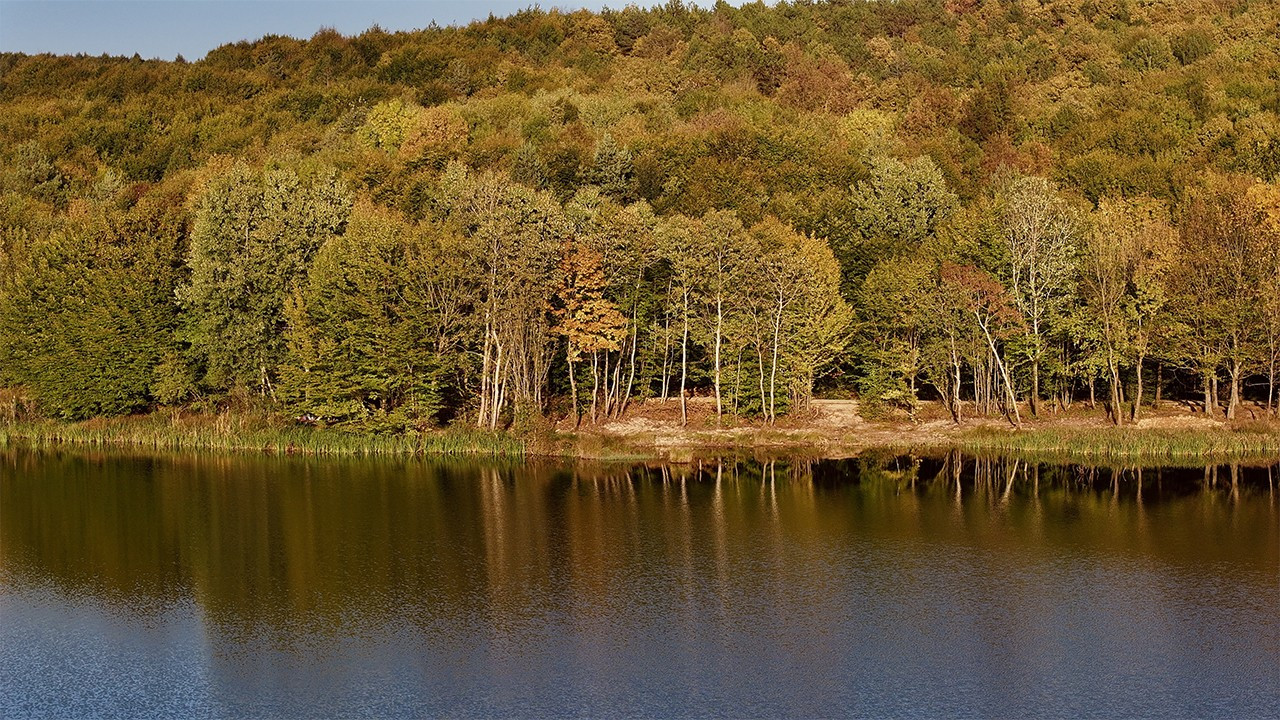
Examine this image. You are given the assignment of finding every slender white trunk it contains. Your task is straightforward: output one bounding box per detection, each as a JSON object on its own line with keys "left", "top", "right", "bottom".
{"left": 975, "top": 312, "right": 1021, "bottom": 428}
{"left": 714, "top": 297, "right": 723, "bottom": 421}
{"left": 769, "top": 291, "right": 783, "bottom": 424}
{"left": 680, "top": 289, "right": 689, "bottom": 426}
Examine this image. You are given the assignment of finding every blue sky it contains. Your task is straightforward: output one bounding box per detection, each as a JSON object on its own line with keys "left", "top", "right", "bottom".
{"left": 0, "top": 1, "right": 706, "bottom": 61}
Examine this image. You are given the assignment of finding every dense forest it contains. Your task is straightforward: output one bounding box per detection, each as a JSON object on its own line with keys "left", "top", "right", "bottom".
{"left": 2, "top": 0, "right": 1279, "bottom": 433}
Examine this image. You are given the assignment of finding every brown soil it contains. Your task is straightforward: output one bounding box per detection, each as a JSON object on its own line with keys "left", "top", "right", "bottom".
{"left": 559, "top": 395, "right": 1277, "bottom": 459}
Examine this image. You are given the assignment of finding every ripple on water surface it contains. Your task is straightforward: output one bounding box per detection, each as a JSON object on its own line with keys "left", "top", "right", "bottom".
{"left": 1, "top": 451, "right": 1277, "bottom": 718}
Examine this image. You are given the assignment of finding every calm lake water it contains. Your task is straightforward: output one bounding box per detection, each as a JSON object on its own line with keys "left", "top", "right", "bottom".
{"left": 1, "top": 449, "right": 1277, "bottom": 718}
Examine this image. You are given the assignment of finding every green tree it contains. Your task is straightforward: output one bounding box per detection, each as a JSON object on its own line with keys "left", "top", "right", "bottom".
{"left": 281, "top": 203, "right": 459, "bottom": 430}
{"left": 836, "top": 154, "right": 958, "bottom": 296}
{"left": 0, "top": 193, "right": 185, "bottom": 419}
{"left": 180, "top": 162, "right": 352, "bottom": 397}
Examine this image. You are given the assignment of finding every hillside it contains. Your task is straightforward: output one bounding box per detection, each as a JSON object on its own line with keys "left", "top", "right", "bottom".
{"left": 1, "top": 0, "right": 1278, "bottom": 432}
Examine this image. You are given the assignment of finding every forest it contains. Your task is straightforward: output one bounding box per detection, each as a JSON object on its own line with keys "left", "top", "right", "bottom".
{"left": 1, "top": 0, "right": 1279, "bottom": 434}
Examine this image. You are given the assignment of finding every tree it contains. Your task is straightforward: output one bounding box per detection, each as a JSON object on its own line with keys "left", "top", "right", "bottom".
{"left": 699, "top": 210, "right": 753, "bottom": 421}
{"left": 856, "top": 256, "right": 930, "bottom": 417}
{"left": 941, "top": 262, "right": 1024, "bottom": 427}
{"left": 564, "top": 190, "right": 661, "bottom": 420}
{"left": 440, "top": 163, "right": 564, "bottom": 430}
{"left": 1169, "top": 175, "right": 1260, "bottom": 419}
{"left": 281, "top": 203, "right": 464, "bottom": 430}
{"left": 1120, "top": 198, "right": 1176, "bottom": 421}
{"left": 180, "top": 162, "right": 351, "bottom": 397}
{"left": 0, "top": 191, "right": 185, "bottom": 419}
{"left": 1248, "top": 182, "right": 1280, "bottom": 416}
{"left": 587, "top": 134, "right": 636, "bottom": 202}
{"left": 753, "top": 218, "right": 851, "bottom": 422}
{"left": 656, "top": 214, "right": 702, "bottom": 426}
{"left": 1079, "top": 197, "right": 1174, "bottom": 424}
{"left": 835, "top": 154, "right": 958, "bottom": 296}
{"left": 1079, "top": 198, "right": 1144, "bottom": 423}
{"left": 552, "top": 240, "right": 627, "bottom": 425}
{"left": 998, "top": 175, "right": 1080, "bottom": 417}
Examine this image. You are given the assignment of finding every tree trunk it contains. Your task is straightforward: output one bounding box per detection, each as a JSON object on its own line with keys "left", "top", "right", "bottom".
{"left": 733, "top": 351, "right": 742, "bottom": 416}
{"left": 757, "top": 344, "right": 768, "bottom": 422}
{"left": 1211, "top": 374, "right": 1221, "bottom": 417}
{"left": 1030, "top": 358, "right": 1040, "bottom": 416}
{"left": 1269, "top": 353, "right": 1277, "bottom": 417}
{"left": 1131, "top": 354, "right": 1144, "bottom": 423}
{"left": 975, "top": 313, "right": 1021, "bottom": 428}
{"left": 1155, "top": 362, "right": 1163, "bottom": 406}
{"left": 769, "top": 292, "right": 784, "bottom": 424}
{"left": 660, "top": 323, "right": 671, "bottom": 402}
{"left": 679, "top": 290, "right": 689, "bottom": 426}
{"left": 1107, "top": 355, "right": 1123, "bottom": 426}
{"left": 602, "top": 351, "right": 612, "bottom": 418}
{"left": 714, "top": 299, "right": 723, "bottom": 422}
{"left": 490, "top": 340, "right": 504, "bottom": 431}
{"left": 477, "top": 327, "right": 492, "bottom": 428}
{"left": 950, "top": 339, "right": 962, "bottom": 424}
{"left": 567, "top": 355, "right": 579, "bottom": 428}
{"left": 1227, "top": 363, "right": 1241, "bottom": 421}
{"left": 621, "top": 316, "right": 639, "bottom": 419}
{"left": 590, "top": 352, "right": 600, "bottom": 424}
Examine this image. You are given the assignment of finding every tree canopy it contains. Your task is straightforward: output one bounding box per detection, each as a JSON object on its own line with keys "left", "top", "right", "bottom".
{"left": 2, "top": 0, "right": 1279, "bottom": 427}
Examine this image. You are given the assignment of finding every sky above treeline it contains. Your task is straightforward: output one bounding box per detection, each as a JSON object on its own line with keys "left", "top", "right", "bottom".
{"left": 0, "top": 0, "right": 728, "bottom": 61}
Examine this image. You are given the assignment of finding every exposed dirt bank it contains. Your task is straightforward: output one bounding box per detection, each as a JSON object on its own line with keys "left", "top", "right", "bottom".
{"left": 560, "top": 397, "right": 1280, "bottom": 462}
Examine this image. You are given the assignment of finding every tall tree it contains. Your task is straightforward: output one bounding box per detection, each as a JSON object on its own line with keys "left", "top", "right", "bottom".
{"left": 552, "top": 239, "right": 627, "bottom": 425}
{"left": 1248, "top": 182, "right": 1280, "bottom": 416}
{"left": 835, "top": 154, "right": 958, "bottom": 297}
{"left": 1171, "top": 176, "right": 1261, "bottom": 419}
{"left": 998, "top": 175, "right": 1080, "bottom": 417}
{"left": 441, "top": 163, "right": 564, "bottom": 429}
{"left": 281, "top": 203, "right": 468, "bottom": 430}
{"left": 180, "top": 162, "right": 351, "bottom": 397}
{"left": 942, "top": 262, "right": 1024, "bottom": 428}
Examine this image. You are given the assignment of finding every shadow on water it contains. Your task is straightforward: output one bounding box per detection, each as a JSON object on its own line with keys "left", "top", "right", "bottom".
{"left": 1, "top": 447, "right": 1277, "bottom": 718}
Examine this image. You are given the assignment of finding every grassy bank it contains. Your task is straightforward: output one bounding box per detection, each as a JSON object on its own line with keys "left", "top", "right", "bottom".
{"left": 0, "top": 414, "right": 526, "bottom": 458}
{"left": 952, "top": 424, "right": 1280, "bottom": 464}
{"left": 2, "top": 411, "right": 1279, "bottom": 464}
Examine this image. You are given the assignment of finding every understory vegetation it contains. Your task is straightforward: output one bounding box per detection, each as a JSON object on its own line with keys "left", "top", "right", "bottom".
{"left": 2, "top": 0, "right": 1280, "bottom": 440}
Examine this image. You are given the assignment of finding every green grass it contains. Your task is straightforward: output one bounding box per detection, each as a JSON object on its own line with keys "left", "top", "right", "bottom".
{"left": 954, "top": 425, "right": 1280, "bottom": 464}
{"left": 0, "top": 414, "right": 525, "bottom": 458}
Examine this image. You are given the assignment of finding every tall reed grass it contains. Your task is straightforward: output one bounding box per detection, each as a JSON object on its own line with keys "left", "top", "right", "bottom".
{"left": 0, "top": 414, "right": 525, "bottom": 458}
{"left": 955, "top": 425, "right": 1280, "bottom": 463}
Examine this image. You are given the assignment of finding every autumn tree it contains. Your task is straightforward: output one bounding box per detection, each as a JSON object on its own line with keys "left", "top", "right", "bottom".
{"left": 1170, "top": 176, "right": 1261, "bottom": 419}
{"left": 552, "top": 239, "right": 627, "bottom": 425}
{"left": 1078, "top": 197, "right": 1173, "bottom": 423}
{"left": 1248, "top": 182, "right": 1280, "bottom": 416}
{"left": 942, "top": 262, "right": 1024, "bottom": 428}
{"left": 998, "top": 175, "right": 1080, "bottom": 416}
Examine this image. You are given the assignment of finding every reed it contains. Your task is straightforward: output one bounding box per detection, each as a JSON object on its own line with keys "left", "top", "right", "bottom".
{"left": 954, "top": 425, "right": 1280, "bottom": 463}
{"left": 0, "top": 415, "right": 525, "bottom": 458}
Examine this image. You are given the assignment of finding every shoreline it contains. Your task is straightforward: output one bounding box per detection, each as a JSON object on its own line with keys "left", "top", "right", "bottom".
{"left": 3, "top": 402, "right": 1279, "bottom": 465}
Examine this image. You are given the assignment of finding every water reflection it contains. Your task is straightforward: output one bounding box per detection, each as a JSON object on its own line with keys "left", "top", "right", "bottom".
{"left": 2, "top": 450, "right": 1277, "bottom": 718}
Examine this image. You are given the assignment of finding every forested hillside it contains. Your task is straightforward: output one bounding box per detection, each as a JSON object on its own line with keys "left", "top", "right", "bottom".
{"left": 2, "top": 0, "right": 1279, "bottom": 432}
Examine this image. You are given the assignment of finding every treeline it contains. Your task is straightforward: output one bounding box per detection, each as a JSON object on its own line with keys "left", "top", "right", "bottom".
{"left": 1, "top": 0, "right": 1279, "bottom": 430}
{"left": 0, "top": 161, "right": 848, "bottom": 430}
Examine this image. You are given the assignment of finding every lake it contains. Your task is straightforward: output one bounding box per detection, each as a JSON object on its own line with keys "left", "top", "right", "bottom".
{"left": 2, "top": 449, "right": 1277, "bottom": 718}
